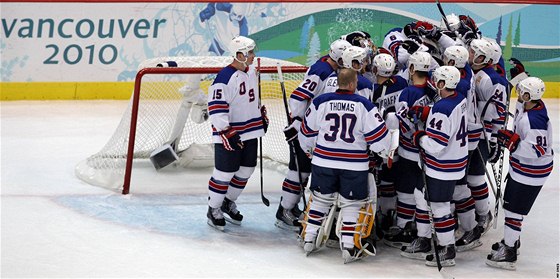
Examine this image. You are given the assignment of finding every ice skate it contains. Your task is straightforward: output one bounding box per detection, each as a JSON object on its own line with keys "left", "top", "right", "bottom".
{"left": 486, "top": 241, "right": 517, "bottom": 270}
{"left": 207, "top": 206, "right": 226, "bottom": 231}
{"left": 221, "top": 197, "right": 243, "bottom": 225}
{"left": 400, "top": 237, "right": 432, "bottom": 260}
{"left": 425, "top": 244, "right": 456, "bottom": 267}
{"left": 455, "top": 226, "right": 483, "bottom": 252}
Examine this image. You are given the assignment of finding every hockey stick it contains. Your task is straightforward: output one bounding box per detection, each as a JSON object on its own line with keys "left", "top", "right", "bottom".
{"left": 413, "top": 116, "right": 453, "bottom": 279}
{"left": 436, "top": 0, "right": 452, "bottom": 31}
{"left": 257, "top": 58, "right": 270, "bottom": 207}
{"left": 277, "top": 63, "right": 307, "bottom": 208}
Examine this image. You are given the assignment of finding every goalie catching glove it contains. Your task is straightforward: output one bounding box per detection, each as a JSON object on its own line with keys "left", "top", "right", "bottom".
{"left": 219, "top": 127, "right": 244, "bottom": 151}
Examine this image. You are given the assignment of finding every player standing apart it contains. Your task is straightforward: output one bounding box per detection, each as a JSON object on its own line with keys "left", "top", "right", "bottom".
{"left": 206, "top": 36, "right": 268, "bottom": 231}
{"left": 486, "top": 77, "right": 553, "bottom": 270}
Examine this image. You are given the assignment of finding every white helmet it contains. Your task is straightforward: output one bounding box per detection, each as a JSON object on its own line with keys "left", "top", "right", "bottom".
{"left": 341, "top": 46, "right": 368, "bottom": 71}
{"left": 469, "top": 38, "right": 494, "bottom": 66}
{"left": 432, "top": 66, "right": 461, "bottom": 90}
{"left": 484, "top": 37, "right": 502, "bottom": 65}
{"left": 444, "top": 45, "right": 469, "bottom": 68}
{"left": 329, "top": 39, "right": 352, "bottom": 66}
{"left": 229, "top": 36, "right": 256, "bottom": 57}
{"left": 441, "top": 13, "right": 461, "bottom": 32}
{"left": 373, "top": 53, "right": 396, "bottom": 77}
{"left": 516, "top": 77, "right": 545, "bottom": 101}
{"left": 408, "top": 51, "right": 432, "bottom": 72}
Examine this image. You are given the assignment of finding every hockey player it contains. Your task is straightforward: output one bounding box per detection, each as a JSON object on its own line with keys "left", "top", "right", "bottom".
{"left": 401, "top": 66, "right": 468, "bottom": 267}
{"left": 370, "top": 53, "right": 408, "bottom": 235}
{"left": 442, "top": 45, "right": 485, "bottom": 250}
{"left": 206, "top": 36, "right": 268, "bottom": 231}
{"left": 276, "top": 39, "right": 351, "bottom": 231}
{"left": 323, "top": 45, "right": 374, "bottom": 100}
{"left": 298, "top": 68, "right": 391, "bottom": 263}
{"left": 468, "top": 38, "right": 509, "bottom": 231}
{"left": 383, "top": 51, "right": 434, "bottom": 248}
{"left": 486, "top": 77, "right": 554, "bottom": 270}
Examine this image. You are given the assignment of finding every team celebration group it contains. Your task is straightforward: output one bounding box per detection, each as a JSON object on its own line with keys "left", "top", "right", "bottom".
{"left": 202, "top": 13, "right": 554, "bottom": 270}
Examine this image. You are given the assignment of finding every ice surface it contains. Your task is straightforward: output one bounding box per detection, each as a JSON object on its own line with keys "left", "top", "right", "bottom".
{"left": 1, "top": 100, "right": 559, "bottom": 278}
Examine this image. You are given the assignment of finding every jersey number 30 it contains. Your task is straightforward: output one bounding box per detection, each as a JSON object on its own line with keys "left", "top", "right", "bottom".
{"left": 324, "top": 113, "right": 357, "bottom": 143}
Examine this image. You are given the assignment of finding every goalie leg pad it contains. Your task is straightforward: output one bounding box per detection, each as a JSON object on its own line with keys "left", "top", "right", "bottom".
{"left": 338, "top": 196, "right": 376, "bottom": 257}
{"left": 300, "top": 190, "right": 337, "bottom": 253}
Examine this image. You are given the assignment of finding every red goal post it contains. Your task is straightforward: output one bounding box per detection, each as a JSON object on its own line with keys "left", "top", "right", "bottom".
{"left": 75, "top": 56, "right": 308, "bottom": 194}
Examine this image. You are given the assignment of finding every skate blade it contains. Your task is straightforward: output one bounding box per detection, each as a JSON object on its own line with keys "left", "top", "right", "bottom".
{"left": 456, "top": 240, "right": 483, "bottom": 252}
{"left": 485, "top": 259, "right": 516, "bottom": 270}
{"left": 207, "top": 220, "right": 225, "bottom": 231}
{"left": 425, "top": 258, "right": 455, "bottom": 267}
{"left": 224, "top": 216, "right": 241, "bottom": 226}
{"left": 274, "top": 220, "right": 301, "bottom": 232}
{"left": 400, "top": 251, "right": 431, "bottom": 260}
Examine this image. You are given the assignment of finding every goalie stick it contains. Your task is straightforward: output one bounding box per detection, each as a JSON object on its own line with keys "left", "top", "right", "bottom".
{"left": 277, "top": 63, "right": 307, "bottom": 209}
{"left": 257, "top": 58, "right": 270, "bottom": 207}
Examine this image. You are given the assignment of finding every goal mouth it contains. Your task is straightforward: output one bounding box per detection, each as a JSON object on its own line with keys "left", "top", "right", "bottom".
{"left": 75, "top": 56, "right": 308, "bottom": 194}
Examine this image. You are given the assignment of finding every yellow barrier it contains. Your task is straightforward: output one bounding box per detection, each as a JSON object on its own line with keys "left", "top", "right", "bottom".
{"left": 1, "top": 81, "right": 559, "bottom": 100}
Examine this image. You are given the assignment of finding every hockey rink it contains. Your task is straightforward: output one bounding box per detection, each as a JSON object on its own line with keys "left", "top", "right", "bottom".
{"left": 1, "top": 99, "right": 559, "bottom": 278}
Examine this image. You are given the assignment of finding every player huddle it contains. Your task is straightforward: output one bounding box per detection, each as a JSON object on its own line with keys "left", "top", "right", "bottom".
{"left": 204, "top": 13, "right": 554, "bottom": 271}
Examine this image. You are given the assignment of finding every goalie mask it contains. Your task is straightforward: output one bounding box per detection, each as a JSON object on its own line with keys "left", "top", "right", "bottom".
{"left": 229, "top": 36, "right": 256, "bottom": 66}
{"left": 432, "top": 66, "right": 460, "bottom": 90}
{"left": 516, "top": 77, "right": 545, "bottom": 102}
{"left": 329, "top": 39, "right": 352, "bottom": 67}
{"left": 444, "top": 45, "right": 469, "bottom": 68}
{"left": 372, "top": 53, "right": 396, "bottom": 77}
{"left": 342, "top": 46, "right": 368, "bottom": 72}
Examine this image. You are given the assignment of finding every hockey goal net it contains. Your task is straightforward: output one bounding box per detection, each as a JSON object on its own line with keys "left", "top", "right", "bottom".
{"left": 75, "top": 56, "right": 308, "bottom": 194}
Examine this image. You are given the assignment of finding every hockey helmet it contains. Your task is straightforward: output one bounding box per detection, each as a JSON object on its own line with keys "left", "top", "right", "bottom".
{"left": 444, "top": 45, "right": 469, "bottom": 68}
{"left": 441, "top": 13, "right": 461, "bottom": 32}
{"left": 516, "top": 77, "right": 545, "bottom": 101}
{"left": 373, "top": 53, "right": 396, "bottom": 77}
{"left": 408, "top": 51, "right": 432, "bottom": 72}
{"left": 341, "top": 46, "right": 368, "bottom": 72}
{"left": 469, "top": 38, "right": 494, "bottom": 66}
{"left": 432, "top": 66, "right": 460, "bottom": 90}
{"left": 329, "top": 39, "right": 352, "bottom": 66}
{"left": 484, "top": 37, "right": 502, "bottom": 65}
{"left": 229, "top": 36, "right": 256, "bottom": 58}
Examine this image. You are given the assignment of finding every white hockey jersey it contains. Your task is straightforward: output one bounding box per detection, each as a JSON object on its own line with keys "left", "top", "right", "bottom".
{"left": 290, "top": 55, "right": 335, "bottom": 124}
{"left": 372, "top": 75, "right": 408, "bottom": 117}
{"left": 474, "top": 65, "right": 509, "bottom": 139}
{"left": 419, "top": 92, "right": 469, "bottom": 180}
{"left": 395, "top": 83, "right": 434, "bottom": 161}
{"left": 508, "top": 100, "right": 554, "bottom": 186}
{"left": 456, "top": 64, "right": 482, "bottom": 151}
{"left": 207, "top": 65, "right": 265, "bottom": 143}
{"left": 382, "top": 28, "right": 411, "bottom": 70}
{"left": 323, "top": 71, "right": 374, "bottom": 101}
{"left": 298, "top": 89, "right": 390, "bottom": 171}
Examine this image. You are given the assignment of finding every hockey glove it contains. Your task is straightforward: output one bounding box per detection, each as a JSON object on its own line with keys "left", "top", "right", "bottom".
{"left": 509, "top": 58, "right": 526, "bottom": 79}
{"left": 261, "top": 105, "right": 269, "bottom": 133}
{"left": 401, "top": 36, "right": 422, "bottom": 55}
{"left": 425, "top": 80, "right": 441, "bottom": 102}
{"left": 408, "top": 106, "right": 430, "bottom": 123}
{"left": 488, "top": 142, "right": 502, "bottom": 164}
{"left": 412, "top": 130, "right": 427, "bottom": 148}
{"left": 497, "top": 129, "right": 521, "bottom": 152}
{"left": 415, "top": 21, "right": 442, "bottom": 41}
{"left": 283, "top": 125, "right": 298, "bottom": 143}
{"left": 219, "top": 127, "right": 243, "bottom": 151}
{"left": 368, "top": 150, "right": 384, "bottom": 170}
